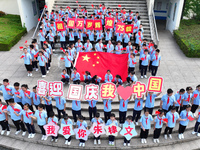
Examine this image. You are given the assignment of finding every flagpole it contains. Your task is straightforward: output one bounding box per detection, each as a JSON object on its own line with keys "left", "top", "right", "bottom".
{"left": 74, "top": 52, "right": 80, "bottom": 68}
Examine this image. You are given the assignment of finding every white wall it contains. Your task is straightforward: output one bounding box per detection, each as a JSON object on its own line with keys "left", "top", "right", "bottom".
{"left": 154, "top": 0, "right": 168, "bottom": 19}
{"left": 17, "top": 0, "right": 39, "bottom": 31}
{"left": 0, "top": 0, "right": 20, "bottom": 15}
{"left": 166, "top": 0, "right": 184, "bottom": 33}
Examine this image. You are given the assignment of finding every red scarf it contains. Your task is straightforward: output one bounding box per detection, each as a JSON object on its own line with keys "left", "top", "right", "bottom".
{"left": 41, "top": 56, "right": 43, "bottom": 62}
{"left": 156, "top": 54, "right": 158, "bottom": 60}
{"left": 145, "top": 55, "right": 147, "bottom": 60}
{"left": 105, "top": 101, "right": 108, "bottom": 109}
{"left": 150, "top": 95, "right": 152, "bottom": 103}
{"left": 167, "top": 96, "right": 170, "bottom": 104}
{"left": 25, "top": 111, "right": 33, "bottom": 119}
{"left": 157, "top": 115, "right": 162, "bottom": 125}
{"left": 107, "top": 74, "right": 109, "bottom": 81}
{"left": 91, "top": 100, "right": 93, "bottom": 108}
{"left": 65, "top": 120, "right": 68, "bottom": 124}
{"left": 51, "top": 118, "right": 57, "bottom": 125}
{"left": 39, "top": 112, "right": 42, "bottom": 119}
{"left": 35, "top": 93, "right": 37, "bottom": 101}
{"left": 59, "top": 97, "right": 61, "bottom": 104}
{"left": 137, "top": 100, "right": 141, "bottom": 107}
{"left": 71, "top": 33, "right": 73, "bottom": 38}
{"left": 99, "top": 44, "right": 101, "bottom": 49}
{"left": 75, "top": 100, "right": 78, "bottom": 106}
{"left": 172, "top": 113, "right": 175, "bottom": 123}
{"left": 187, "top": 94, "right": 190, "bottom": 102}
{"left": 145, "top": 117, "right": 148, "bottom": 125}
{"left": 123, "top": 100, "right": 125, "bottom": 107}
{"left": 186, "top": 112, "right": 188, "bottom": 117}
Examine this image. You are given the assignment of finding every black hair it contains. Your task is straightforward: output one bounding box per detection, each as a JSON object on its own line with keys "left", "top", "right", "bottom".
{"left": 167, "top": 88, "right": 173, "bottom": 94}
{"left": 30, "top": 44, "right": 34, "bottom": 49}
{"left": 186, "top": 86, "right": 193, "bottom": 91}
{"left": 110, "top": 113, "right": 115, "bottom": 118}
{"left": 144, "top": 108, "right": 149, "bottom": 113}
{"left": 156, "top": 49, "right": 160, "bottom": 53}
{"left": 158, "top": 109, "right": 164, "bottom": 114}
{"left": 126, "top": 115, "right": 132, "bottom": 120}
{"left": 33, "top": 86, "right": 37, "bottom": 90}
{"left": 21, "top": 84, "right": 28, "bottom": 89}
{"left": 107, "top": 70, "right": 111, "bottom": 72}
{"left": 130, "top": 71, "right": 135, "bottom": 75}
{"left": 78, "top": 115, "right": 85, "bottom": 120}
{"left": 95, "top": 112, "right": 100, "bottom": 118}
{"left": 186, "top": 104, "right": 191, "bottom": 108}
{"left": 62, "top": 69, "right": 66, "bottom": 72}
{"left": 49, "top": 111, "right": 55, "bottom": 117}
{"left": 3, "top": 79, "right": 9, "bottom": 83}
{"left": 24, "top": 103, "right": 30, "bottom": 108}
{"left": 38, "top": 104, "right": 45, "bottom": 109}
{"left": 171, "top": 106, "right": 176, "bottom": 110}
{"left": 116, "top": 75, "right": 121, "bottom": 79}
{"left": 138, "top": 16, "right": 141, "bottom": 20}
{"left": 179, "top": 88, "right": 185, "bottom": 93}
{"left": 64, "top": 114, "right": 69, "bottom": 120}
{"left": 39, "top": 51, "right": 44, "bottom": 55}
{"left": 14, "top": 82, "right": 20, "bottom": 87}
{"left": 85, "top": 71, "right": 91, "bottom": 75}
{"left": 9, "top": 98, "right": 15, "bottom": 103}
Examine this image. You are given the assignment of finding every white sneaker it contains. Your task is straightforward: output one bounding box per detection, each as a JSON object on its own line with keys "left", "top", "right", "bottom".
{"left": 109, "top": 141, "right": 111, "bottom": 145}
{"left": 47, "top": 71, "right": 49, "bottom": 73}
{"left": 141, "top": 76, "right": 144, "bottom": 79}
{"left": 31, "top": 133, "right": 35, "bottom": 138}
{"left": 94, "top": 139, "right": 97, "bottom": 145}
{"left": 144, "top": 139, "right": 147, "bottom": 143}
{"left": 68, "top": 141, "right": 71, "bottom": 145}
{"left": 169, "top": 134, "right": 172, "bottom": 139}
{"left": 178, "top": 134, "right": 182, "bottom": 139}
{"left": 123, "top": 143, "right": 126, "bottom": 146}
{"left": 192, "top": 131, "right": 197, "bottom": 135}
{"left": 153, "top": 139, "right": 156, "bottom": 143}
{"left": 164, "top": 134, "right": 167, "bottom": 139}
{"left": 15, "top": 130, "right": 21, "bottom": 135}
{"left": 27, "top": 73, "right": 30, "bottom": 77}
{"left": 141, "top": 139, "right": 144, "bottom": 143}
{"left": 6, "top": 131, "right": 10, "bottom": 136}
{"left": 135, "top": 122, "right": 139, "bottom": 125}
{"left": 43, "top": 135, "right": 47, "bottom": 140}
{"left": 55, "top": 139, "right": 58, "bottom": 143}
{"left": 36, "top": 68, "right": 38, "bottom": 71}
{"left": 98, "top": 139, "right": 101, "bottom": 145}
{"left": 65, "top": 140, "right": 68, "bottom": 145}
{"left": 193, "top": 113, "right": 196, "bottom": 117}
{"left": 156, "top": 139, "right": 160, "bottom": 143}
{"left": 51, "top": 139, "right": 54, "bottom": 142}
{"left": 111, "top": 142, "right": 114, "bottom": 146}
{"left": 41, "top": 135, "right": 45, "bottom": 140}
{"left": 22, "top": 131, "right": 26, "bottom": 136}
{"left": 127, "top": 143, "right": 130, "bottom": 146}
{"left": 181, "top": 134, "right": 184, "bottom": 139}
{"left": 144, "top": 75, "right": 147, "bottom": 78}
{"left": 1, "top": 130, "right": 5, "bottom": 135}
{"left": 42, "top": 75, "right": 46, "bottom": 78}
{"left": 197, "top": 133, "right": 200, "bottom": 137}
{"left": 49, "top": 67, "right": 51, "bottom": 69}
{"left": 82, "top": 143, "right": 85, "bottom": 147}
{"left": 28, "top": 134, "right": 32, "bottom": 138}
{"left": 79, "top": 143, "right": 82, "bottom": 147}
{"left": 29, "top": 73, "right": 32, "bottom": 77}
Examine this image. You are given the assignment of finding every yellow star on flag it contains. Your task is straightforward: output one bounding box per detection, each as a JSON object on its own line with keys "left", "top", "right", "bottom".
{"left": 82, "top": 55, "right": 91, "bottom": 62}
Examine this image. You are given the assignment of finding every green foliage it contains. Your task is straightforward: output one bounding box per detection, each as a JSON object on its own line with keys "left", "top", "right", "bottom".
{"left": 174, "top": 19, "right": 200, "bottom": 57}
{"left": 183, "top": 0, "right": 200, "bottom": 20}
{"left": 0, "top": 11, "right": 5, "bottom": 17}
{"left": 0, "top": 14, "right": 27, "bottom": 51}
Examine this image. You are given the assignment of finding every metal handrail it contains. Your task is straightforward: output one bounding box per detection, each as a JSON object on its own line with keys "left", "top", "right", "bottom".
{"left": 32, "top": 7, "right": 47, "bottom": 39}
{"left": 152, "top": 8, "right": 159, "bottom": 45}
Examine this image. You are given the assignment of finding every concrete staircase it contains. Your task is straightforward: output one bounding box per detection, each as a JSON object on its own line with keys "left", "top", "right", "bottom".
{"left": 52, "top": 0, "right": 152, "bottom": 41}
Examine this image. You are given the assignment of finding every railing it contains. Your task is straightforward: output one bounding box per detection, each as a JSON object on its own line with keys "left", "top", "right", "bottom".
{"left": 31, "top": 7, "right": 47, "bottom": 39}
{"left": 152, "top": 8, "right": 159, "bottom": 46}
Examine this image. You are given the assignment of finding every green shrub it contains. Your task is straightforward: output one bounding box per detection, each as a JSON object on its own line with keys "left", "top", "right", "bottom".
{"left": 0, "top": 11, "right": 5, "bottom": 17}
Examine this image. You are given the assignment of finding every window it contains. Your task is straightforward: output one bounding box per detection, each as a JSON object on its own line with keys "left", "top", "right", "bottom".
{"left": 168, "top": 2, "right": 172, "bottom": 18}
{"left": 173, "top": 3, "right": 177, "bottom": 21}
{"left": 32, "top": 0, "right": 37, "bottom": 16}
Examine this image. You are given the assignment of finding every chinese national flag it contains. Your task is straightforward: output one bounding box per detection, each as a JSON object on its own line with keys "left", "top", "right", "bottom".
{"left": 105, "top": 17, "right": 114, "bottom": 29}
{"left": 94, "top": 20, "right": 102, "bottom": 30}
{"left": 67, "top": 18, "right": 75, "bottom": 29}
{"left": 86, "top": 19, "right": 94, "bottom": 30}
{"left": 76, "top": 18, "right": 84, "bottom": 29}
{"left": 75, "top": 52, "right": 128, "bottom": 81}
{"left": 55, "top": 21, "right": 65, "bottom": 31}
{"left": 116, "top": 23, "right": 125, "bottom": 33}
{"left": 125, "top": 24, "right": 133, "bottom": 33}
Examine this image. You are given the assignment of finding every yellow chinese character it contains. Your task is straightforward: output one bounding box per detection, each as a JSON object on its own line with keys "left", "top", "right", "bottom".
{"left": 117, "top": 25, "right": 125, "bottom": 31}
{"left": 57, "top": 23, "right": 63, "bottom": 30}
{"left": 101, "top": 83, "right": 116, "bottom": 99}
{"left": 106, "top": 20, "right": 113, "bottom": 26}
{"left": 148, "top": 77, "right": 163, "bottom": 92}
{"left": 132, "top": 82, "right": 146, "bottom": 98}
{"left": 87, "top": 22, "right": 93, "bottom": 28}
{"left": 77, "top": 21, "right": 83, "bottom": 27}
{"left": 68, "top": 20, "right": 74, "bottom": 27}
{"left": 126, "top": 26, "right": 132, "bottom": 32}
{"left": 95, "top": 22, "right": 101, "bottom": 28}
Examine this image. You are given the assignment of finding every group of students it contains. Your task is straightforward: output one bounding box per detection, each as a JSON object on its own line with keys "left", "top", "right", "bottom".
{"left": 0, "top": 78, "right": 200, "bottom": 147}
{"left": 20, "top": 3, "right": 162, "bottom": 80}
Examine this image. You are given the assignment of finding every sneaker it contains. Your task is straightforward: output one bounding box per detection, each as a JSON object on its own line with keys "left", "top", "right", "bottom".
{"left": 98, "top": 139, "right": 101, "bottom": 145}
{"left": 169, "top": 134, "right": 172, "bottom": 139}
{"left": 51, "top": 139, "right": 54, "bottom": 142}
{"left": 42, "top": 75, "right": 46, "bottom": 78}
{"left": 15, "top": 130, "right": 21, "bottom": 135}
{"left": 111, "top": 142, "right": 114, "bottom": 146}
{"left": 82, "top": 143, "right": 85, "bottom": 147}
{"left": 43, "top": 135, "right": 47, "bottom": 140}
{"left": 141, "top": 139, "right": 144, "bottom": 144}
{"left": 47, "top": 71, "right": 49, "bottom": 74}
{"left": 28, "top": 134, "right": 32, "bottom": 138}
{"left": 144, "top": 75, "right": 147, "bottom": 78}
{"left": 135, "top": 122, "right": 138, "bottom": 125}
{"left": 79, "top": 143, "right": 82, "bottom": 147}
{"left": 193, "top": 113, "right": 196, "bottom": 117}
{"left": 127, "top": 143, "right": 130, "bottom": 146}
{"left": 156, "top": 139, "right": 160, "bottom": 143}
{"left": 29, "top": 73, "right": 32, "bottom": 77}
{"left": 141, "top": 76, "right": 143, "bottom": 79}
{"left": 109, "top": 141, "right": 111, "bottom": 146}
{"left": 6, "top": 131, "right": 10, "bottom": 136}
{"left": 164, "top": 134, "right": 167, "bottom": 139}
{"left": 144, "top": 139, "right": 147, "bottom": 143}
{"left": 192, "top": 131, "right": 197, "bottom": 135}
{"left": 22, "top": 131, "right": 26, "bottom": 136}
{"left": 153, "top": 139, "right": 156, "bottom": 143}
{"left": 65, "top": 141, "right": 68, "bottom": 145}
{"left": 36, "top": 69, "right": 38, "bottom": 72}
{"left": 181, "top": 134, "right": 184, "bottom": 139}
{"left": 123, "top": 143, "right": 126, "bottom": 146}
{"left": 197, "top": 133, "right": 200, "bottom": 137}
{"left": 94, "top": 139, "right": 97, "bottom": 145}
{"left": 27, "top": 74, "right": 30, "bottom": 77}
{"left": 55, "top": 139, "right": 58, "bottom": 143}
{"left": 178, "top": 134, "right": 182, "bottom": 139}
{"left": 49, "top": 67, "right": 51, "bottom": 69}
{"left": 41, "top": 135, "right": 45, "bottom": 140}
{"left": 68, "top": 141, "right": 71, "bottom": 145}
{"left": 31, "top": 133, "right": 35, "bottom": 138}
{"left": 1, "top": 130, "right": 5, "bottom": 135}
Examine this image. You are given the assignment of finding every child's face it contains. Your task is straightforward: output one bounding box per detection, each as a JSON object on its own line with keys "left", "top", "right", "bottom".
{"left": 23, "top": 105, "right": 28, "bottom": 110}
{"left": 33, "top": 89, "right": 36, "bottom": 93}
{"left": 14, "top": 86, "right": 19, "bottom": 90}
{"left": 133, "top": 46, "right": 136, "bottom": 49}
{"left": 3, "top": 82, "right": 8, "bottom": 86}
{"left": 145, "top": 51, "right": 148, "bottom": 55}
{"left": 156, "top": 52, "right": 159, "bottom": 55}
{"left": 63, "top": 71, "right": 66, "bottom": 74}
{"left": 39, "top": 53, "right": 42, "bottom": 56}
{"left": 160, "top": 112, "right": 164, "bottom": 117}
{"left": 149, "top": 92, "right": 153, "bottom": 95}
{"left": 127, "top": 119, "right": 131, "bottom": 123}
{"left": 145, "top": 112, "right": 149, "bottom": 116}
{"left": 79, "top": 119, "right": 83, "bottom": 122}
{"left": 21, "top": 87, "right": 27, "bottom": 91}
{"left": 188, "top": 90, "right": 193, "bottom": 94}
{"left": 186, "top": 107, "right": 191, "bottom": 112}
{"left": 38, "top": 107, "right": 43, "bottom": 111}
{"left": 107, "top": 71, "right": 110, "bottom": 75}
{"left": 110, "top": 116, "right": 115, "bottom": 121}
{"left": 23, "top": 49, "right": 27, "bottom": 53}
